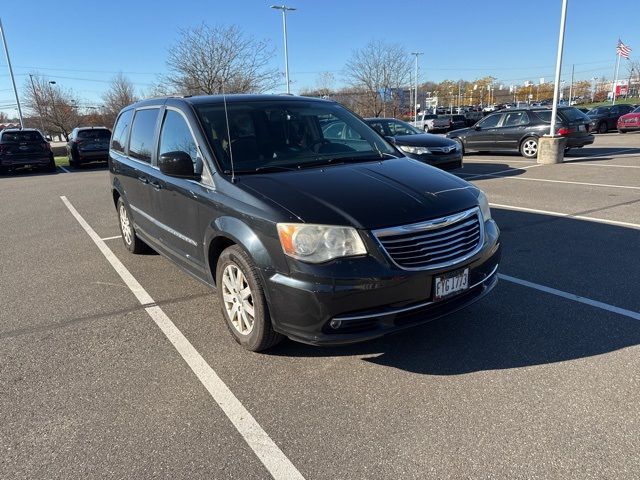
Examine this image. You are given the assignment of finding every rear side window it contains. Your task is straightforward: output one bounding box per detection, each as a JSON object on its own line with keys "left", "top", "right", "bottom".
{"left": 534, "top": 110, "right": 552, "bottom": 123}
{"left": 78, "top": 129, "right": 111, "bottom": 140}
{"left": 503, "top": 111, "right": 529, "bottom": 126}
{"left": 1, "top": 131, "right": 43, "bottom": 143}
{"left": 111, "top": 110, "right": 134, "bottom": 152}
{"left": 128, "top": 109, "right": 160, "bottom": 162}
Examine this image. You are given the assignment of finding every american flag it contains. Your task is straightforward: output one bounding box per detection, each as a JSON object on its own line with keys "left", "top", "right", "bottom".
{"left": 617, "top": 39, "right": 631, "bottom": 59}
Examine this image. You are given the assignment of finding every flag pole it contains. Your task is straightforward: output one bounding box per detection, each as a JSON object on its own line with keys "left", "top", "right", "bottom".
{"left": 611, "top": 52, "right": 621, "bottom": 105}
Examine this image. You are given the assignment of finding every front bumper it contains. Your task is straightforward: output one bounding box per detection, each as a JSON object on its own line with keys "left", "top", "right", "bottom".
{"left": 263, "top": 219, "right": 501, "bottom": 346}
{"left": 404, "top": 151, "right": 463, "bottom": 170}
{"left": 618, "top": 122, "right": 640, "bottom": 131}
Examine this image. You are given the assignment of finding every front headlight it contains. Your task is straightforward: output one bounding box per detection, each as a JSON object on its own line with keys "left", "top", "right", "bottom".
{"left": 398, "top": 145, "right": 431, "bottom": 155}
{"left": 477, "top": 190, "right": 492, "bottom": 221}
{"left": 277, "top": 223, "right": 367, "bottom": 263}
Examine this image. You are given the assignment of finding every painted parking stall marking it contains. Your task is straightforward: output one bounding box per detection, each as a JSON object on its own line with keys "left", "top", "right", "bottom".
{"left": 60, "top": 196, "right": 306, "bottom": 480}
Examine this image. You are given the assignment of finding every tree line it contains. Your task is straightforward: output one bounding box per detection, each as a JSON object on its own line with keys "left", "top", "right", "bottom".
{"left": 12, "top": 23, "right": 637, "bottom": 139}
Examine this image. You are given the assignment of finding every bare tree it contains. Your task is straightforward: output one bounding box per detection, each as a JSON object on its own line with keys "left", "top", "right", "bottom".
{"left": 164, "top": 23, "right": 279, "bottom": 95}
{"left": 102, "top": 73, "right": 139, "bottom": 127}
{"left": 24, "top": 74, "right": 79, "bottom": 140}
{"left": 344, "top": 40, "right": 412, "bottom": 117}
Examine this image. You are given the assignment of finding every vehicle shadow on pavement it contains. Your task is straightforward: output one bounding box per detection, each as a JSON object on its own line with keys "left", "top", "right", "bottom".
{"left": 64, "top": 163, "right": 109, "bottom": 173}
{"left": 270, "top": 209, "right": 640, "bottom": 375}
{"left": 452, "top": 162, "right": 531, "bottom": 179}
{"left": 0, "top": 168, "right": 60, "bottom": 178}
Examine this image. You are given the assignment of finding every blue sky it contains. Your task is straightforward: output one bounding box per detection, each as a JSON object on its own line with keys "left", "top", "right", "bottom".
{"left": 1, "top": 0, "right": 638, "bottom": 116}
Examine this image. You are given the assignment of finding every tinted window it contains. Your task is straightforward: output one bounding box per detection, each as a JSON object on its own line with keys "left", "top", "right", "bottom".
{"left": 478, "top": 114, "right": 501, "bottom": 128}
{"left": 534, "top": 111, "right": 551, "bottom": 122}
{"left": 128, "top": 109, "right": 160, "bottom": 162}
{"left": 560, "top": 108, "right": 590, "bottom": 122}
{"left": 78, "top": 129, "right": 111, "bottom": 140}
{"left": 588, "top": 107, "right": 610, "bottom": 116}
{"left": 633, "top": 106, "right": 640, "bottom": 113}
{"left": 159, "top": 110, "right": 200, "bottom": 172}
{"left": 452, "top": 115, "right": 466, "bottom": 121}
{"left": 503, "top": 111, "right": 529, "bottom": 126}
{"left": 387, "top": 120, "right": 419, "bottom": 135}
{"left": 111, "top": 109, "right": 134, "bottom": 152}
{"left": 195, "top": 100, "right": 396, "bottom": 172}
{"left": 1, "top": 131, "right": 43, "bottom": 143}
{"left": 367, "top": 121, "right": 387, "bottom": 136}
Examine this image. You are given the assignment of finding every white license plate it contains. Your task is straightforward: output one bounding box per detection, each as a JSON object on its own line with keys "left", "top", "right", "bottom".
{"left": 434, "top": 268, "right": 469, "bottom": 301}
{"left": 579, "top": 125, "right": 586, "bottom": 131}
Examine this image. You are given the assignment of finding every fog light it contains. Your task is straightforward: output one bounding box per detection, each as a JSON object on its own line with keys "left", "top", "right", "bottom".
{"left": 329, "top": 319, "right": 342, "bottom": 329}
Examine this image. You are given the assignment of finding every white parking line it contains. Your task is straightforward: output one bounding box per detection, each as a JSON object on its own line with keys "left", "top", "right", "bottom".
{"left": 60, "top": 196, "right": 305, "bottom": 480}
{"left": 100, "top": 235, "right": 122, "bottom": 241}
{"left": 499, "top": 274, "right": 640, "bottom": 321}
{"left": 59, "top": 166, "right": 70, "bottom": 173}
{"left": 490, "top": 203, "right": 640, "bottom": 229}
{"left": 465, "top": 159, "right": 535, "bottom": 164}
{"left": 564, "top": 162, "right": 640, "bottom": 169}
{"left": 463, "top": 172, "right": 640, "bottom": 190}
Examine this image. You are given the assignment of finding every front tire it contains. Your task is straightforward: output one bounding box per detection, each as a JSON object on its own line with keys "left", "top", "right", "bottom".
{"left": 520, "top": 137, "right": 539, "bottom": 159}
{"left": 619, "top": 129, "right": 627, "bottom": 134}
{"left": 597, "top": 122, "right": 608, "bottom": 134}
{"left": 216, "top": 245, "right": 283, "bottom": 352}
{"left": 116, "top": 197, "right": 148, "bottom": 254}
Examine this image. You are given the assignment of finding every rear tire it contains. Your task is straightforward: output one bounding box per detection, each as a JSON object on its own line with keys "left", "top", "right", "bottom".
{"left": 44, "top": 155, "right": 56, "bottom": 173}
{"left": 520, "top": 137, "right": 539, "bottom": 159}
{"left": 116, "top": 197, "right": 148, "bottom": 254}
{"left": 216, "top": 245, "right": 283, "bottom": 352}
{"left": 597, "top": 122, "right": 608, "bottom": 134}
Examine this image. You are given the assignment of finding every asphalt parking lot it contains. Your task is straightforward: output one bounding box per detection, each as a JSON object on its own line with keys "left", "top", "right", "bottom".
{"left": 1, "top": 132, "right": 639, "bottom": 479}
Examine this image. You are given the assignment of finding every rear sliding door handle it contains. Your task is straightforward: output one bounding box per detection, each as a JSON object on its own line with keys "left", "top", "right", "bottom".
{"left": 149, "top": 181, "right": 163, "bottom": 190}
{"left": 137, "top": 176, "right": 149, "bottom": 184}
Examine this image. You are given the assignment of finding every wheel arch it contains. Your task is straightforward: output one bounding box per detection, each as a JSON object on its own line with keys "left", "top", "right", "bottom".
{"left": 204, "top": 216, "right": 280, "bottom": 287}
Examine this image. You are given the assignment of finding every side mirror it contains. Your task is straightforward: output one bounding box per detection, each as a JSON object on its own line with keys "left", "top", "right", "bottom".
{"left": 385, "top": 136, "right": 396, "bottom": 144}
{"left": 159, "top": 151, "right": 196, "bottom": 179}
{"left": 474, "top": 125, "right": 481, "bottom": 130}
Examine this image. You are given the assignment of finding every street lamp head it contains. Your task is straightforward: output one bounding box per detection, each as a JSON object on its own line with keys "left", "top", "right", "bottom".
{"left": 49, "top": 81, "right": 56, "bottom": 85}
{"left": 271, "top": 5, "right": 296, "bottom": 11}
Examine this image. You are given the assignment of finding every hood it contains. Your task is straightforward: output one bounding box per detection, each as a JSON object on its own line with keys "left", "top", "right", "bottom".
{"left": 619, "top": 112, "right": 640, "bottom": 120}
{"left": 393, "top": 133, "right": 457, "bottom": 148}
{"left": 236, "top": 159, "right": 479, "bottom": 230}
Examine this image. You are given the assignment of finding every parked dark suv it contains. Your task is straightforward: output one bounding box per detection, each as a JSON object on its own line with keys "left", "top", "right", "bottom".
{"left": 109, "top": 95, "right": 501, "bottom": 351}
{"left": 447, "top": 107, "right": 594, "bottom": 158}
{"left": 67, "top": 126, "right": 111, "bottom": 168}
{"left": 0, "top": 128, "right": 55, "bottom": 174}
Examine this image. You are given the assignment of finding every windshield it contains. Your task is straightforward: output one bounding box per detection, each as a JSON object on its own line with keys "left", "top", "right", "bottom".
{"left": 386, "top": 119, "right": 421, "bottom": 135}
{"left": 195, "top": 100, "right": 397, "bottom": 173}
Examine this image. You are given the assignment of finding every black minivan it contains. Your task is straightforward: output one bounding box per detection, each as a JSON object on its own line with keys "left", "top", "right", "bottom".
{"left": 109, "top": 95, "right": 501, "bottom": 351}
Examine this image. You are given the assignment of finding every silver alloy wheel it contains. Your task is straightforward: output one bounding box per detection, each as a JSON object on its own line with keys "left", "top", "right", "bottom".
{"left": 119, "top": 204, "right": 133, "bottom": 246}
{"left": 221, "top": 264, "right": 255, "bottom": 335}
{"left": 522, "top": 139, "right": 538, "bottom": 157}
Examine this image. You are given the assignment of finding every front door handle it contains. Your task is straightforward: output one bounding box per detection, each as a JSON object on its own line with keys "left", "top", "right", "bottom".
{"left": 149, "top": 180, "right": 163, "bottom": 190}
{"left": 137, "top": 176, "right": 149, "bottom": 184}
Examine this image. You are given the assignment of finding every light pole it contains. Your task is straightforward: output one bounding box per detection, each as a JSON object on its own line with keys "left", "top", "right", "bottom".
{"left": 410, "top": 52, "right": 423, "bottom": 123}
{"left": 0, "top": 18, "right": 24, "bottom": 128}
{"left": 271, "top": 5, "right": 296, "bottom": 94}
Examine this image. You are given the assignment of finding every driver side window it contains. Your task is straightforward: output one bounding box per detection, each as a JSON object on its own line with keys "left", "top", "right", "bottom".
{"left": 159, "top": 110, "right": 202, "bottom": 174}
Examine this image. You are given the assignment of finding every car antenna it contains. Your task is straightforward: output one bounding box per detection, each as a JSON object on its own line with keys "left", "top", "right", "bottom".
{"left": 222, "top": 85, "right": 236, "bottom": 183}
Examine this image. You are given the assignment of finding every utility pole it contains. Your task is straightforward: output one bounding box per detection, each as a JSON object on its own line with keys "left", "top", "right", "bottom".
{"left": 29, "top": 74, "right": 46, "bottom": 133}
{"left": 271, "top": 5, "right": 296, "bottom": 94}
{"left": 410, "top": 52, "right": 423, "bottom": 123}
{"left": 0, "top": 18, "right": 24, "bottom": 128}
{"left": 568, "top": 64, "right": 575, "bottom": 105}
